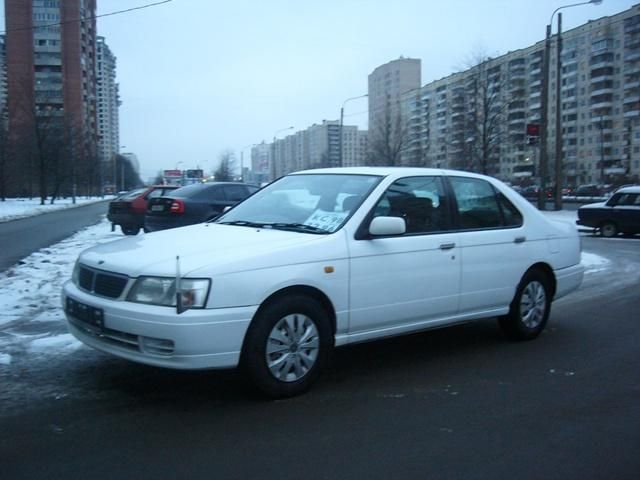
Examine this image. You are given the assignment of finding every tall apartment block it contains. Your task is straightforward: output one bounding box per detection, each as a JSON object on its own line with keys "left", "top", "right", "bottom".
{"left": 368, "top": 57, "right": 421, "bottom": 137}
{"left": 5, "top": 0, "right": 98, "bottom": 159}
{"left": 400, "top": 4, "right": 640, "bottom": 186}
{"left": 96, "top": 36, "right": 120, "bottom": 178}
{"left": 263, "top": 120, "right": 368, "bottom": 180}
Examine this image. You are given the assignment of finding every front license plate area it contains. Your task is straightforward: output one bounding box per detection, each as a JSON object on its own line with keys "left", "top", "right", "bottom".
{"left": 66, "top": 297, "right": 104, "bottom": 331}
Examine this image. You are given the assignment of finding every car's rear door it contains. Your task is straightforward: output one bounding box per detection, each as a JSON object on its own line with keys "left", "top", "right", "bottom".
{"left": 448, "top": 176, "right": 527, "bottom": 314}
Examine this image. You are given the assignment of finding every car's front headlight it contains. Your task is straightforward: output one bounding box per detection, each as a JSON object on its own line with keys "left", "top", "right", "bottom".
{"left": 126, "top": 276, "right": 210, "bottom": 309}
{"left": 71, "top": 260, "right": 80, "bottom": 285}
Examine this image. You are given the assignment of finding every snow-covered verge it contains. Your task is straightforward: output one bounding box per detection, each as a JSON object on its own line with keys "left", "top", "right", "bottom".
{"left": 0, "top": 217, "right": 120, "bottom": 365}
{"left": 0, "top": 196, "right": 113, "bottom": 223}
{"left": 0, "top": 210, "right": 620, "bottom": 367}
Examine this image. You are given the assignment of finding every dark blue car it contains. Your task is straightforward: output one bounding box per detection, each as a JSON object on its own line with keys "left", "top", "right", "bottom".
{"left": 145, "top": 182, "right": 259, "bottom": 232}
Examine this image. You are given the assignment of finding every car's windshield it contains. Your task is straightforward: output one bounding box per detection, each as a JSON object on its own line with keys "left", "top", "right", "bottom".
{"left": 216, "top": 174, "right": 381, "bottom": 233}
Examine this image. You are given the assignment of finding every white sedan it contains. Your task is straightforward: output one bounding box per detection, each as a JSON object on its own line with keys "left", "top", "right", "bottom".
{"left": 63, "top": 167, "right": 583, "bottom": 397}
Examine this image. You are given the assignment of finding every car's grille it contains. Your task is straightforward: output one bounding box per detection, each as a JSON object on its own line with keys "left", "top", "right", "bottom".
{"left": 70, "top": 318, "right": 174, "bottom": 357}
{"left": 77, "top": 265, "right": 129, "bottom": 299}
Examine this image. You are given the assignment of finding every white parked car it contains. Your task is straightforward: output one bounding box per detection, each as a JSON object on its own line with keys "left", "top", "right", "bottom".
{"left": 63, "top": 167, "right": 583, "bottom": 397}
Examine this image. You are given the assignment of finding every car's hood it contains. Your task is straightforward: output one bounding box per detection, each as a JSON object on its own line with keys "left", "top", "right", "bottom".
{"left": 79, "top": 223, "right": 336, "bottom": 277}
{"left": 579, "top": 201, "right": 607, "bottom": 209}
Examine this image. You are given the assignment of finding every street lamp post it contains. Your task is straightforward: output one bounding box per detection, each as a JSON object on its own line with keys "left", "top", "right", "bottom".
{"left": 600, "top": 115, "right": 605, "bottom": 182}
{"left": 113, "top": 145, "right": 126, "bottom": 193}
{"left": 339, "top": 94, "right": 368, "bottom": 167}
{"left": 542, "top": 0, "right": 602, "bottom": 211}
{"left": 270, "top": 127, "right": 294, "bottom": 181}
{"left": 240, "top": 143, "right": 257, "bottom": 182}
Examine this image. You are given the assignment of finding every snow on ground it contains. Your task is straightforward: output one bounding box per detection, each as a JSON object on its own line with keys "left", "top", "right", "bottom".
{"left": 0, "top": 217, "right": 120, "bottom": 366}
{"left": 0, "top": 196, "right": 113, "bottom": 223}
{"left": 0, "top": 210, "right": 624, "bottom": 366}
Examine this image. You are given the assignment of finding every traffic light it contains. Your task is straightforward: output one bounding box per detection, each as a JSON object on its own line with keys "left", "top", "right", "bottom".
{"left": 526, "top": 123, "right": 540, "bottom": 145}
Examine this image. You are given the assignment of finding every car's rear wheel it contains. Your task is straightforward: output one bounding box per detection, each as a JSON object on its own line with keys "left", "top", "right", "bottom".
{"left": 242, "top": 295, "right": 332, "bottom": 398}
{"left": 600, "top": 221, "right": 618, "bottom": 238}
{"left": 499, "top": 269, "right": 551, "bottom": 341}
{"left": 121, "top": 225, "right": 140, "bottom": 235}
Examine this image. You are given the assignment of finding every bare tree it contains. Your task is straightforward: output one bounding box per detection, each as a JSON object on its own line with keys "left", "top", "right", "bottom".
{"left": 452, "top": 51, "right": 523, "bottom": 176}
{"left": 214, "top": 150, "right": 237, "bottom": 181}
{"left": 367, "top": 105, "right": 410, "bottom": 166}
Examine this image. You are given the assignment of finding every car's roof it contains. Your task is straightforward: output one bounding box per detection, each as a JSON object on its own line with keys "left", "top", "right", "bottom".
{"left": 291, "top": 166, "right": 495, "bottom": 181}
{"left": 615, "top": 185, "right": 640, "bottom": 194}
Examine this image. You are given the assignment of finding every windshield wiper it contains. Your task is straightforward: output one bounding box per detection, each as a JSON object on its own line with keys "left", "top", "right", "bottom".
{"left": 218, "top": 220, "right": 328, "bottom": 234}
{"left": 217, "top": 220, "right": 268, "bottom": 228}
{"left": 269, "top": 223, "right": 329, "bottom": 234}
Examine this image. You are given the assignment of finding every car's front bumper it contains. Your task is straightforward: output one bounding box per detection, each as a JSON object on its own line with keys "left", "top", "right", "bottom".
{"left": 62, "top": 281, "right": 257, "bottom": 370}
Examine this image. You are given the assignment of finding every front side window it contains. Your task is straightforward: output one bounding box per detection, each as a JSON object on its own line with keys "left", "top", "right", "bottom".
{"left": 450, "top": 177, "right": 522, "bottom": 229}
{"left": 610, "top": 192, "right": 640, "bottom": 206}
{"left": 371, "top": 176, "right": 449, "bottom": 234}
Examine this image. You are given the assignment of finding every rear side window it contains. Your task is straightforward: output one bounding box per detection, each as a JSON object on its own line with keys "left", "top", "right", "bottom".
{"left": 194, "top": 185, "right": 224, "bottom": 200}
{"left": 223, "top": 185, "right": 249, "bottom": 202}
{"left": 450, "top": 177, "right": 522, "bottom": 229}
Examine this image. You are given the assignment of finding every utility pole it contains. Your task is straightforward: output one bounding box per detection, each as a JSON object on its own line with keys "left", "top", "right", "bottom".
{"left": 539, "top": 24, "right": 551, "bottom": 210}
{"left": 554, "top": 13, "right": 564, "bottom": 210}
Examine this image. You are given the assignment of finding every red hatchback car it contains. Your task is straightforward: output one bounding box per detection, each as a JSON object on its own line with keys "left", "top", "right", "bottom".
{"left": 107, "top": 185, "right": 179, "bottom": 235}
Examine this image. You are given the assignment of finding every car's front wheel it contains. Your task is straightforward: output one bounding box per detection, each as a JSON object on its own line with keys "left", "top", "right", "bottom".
{"left": 600, "top": 221, "right": 618, "bottom": 238}
{"left": 242, "top": 295, "right": 332, "bottom": 398}
{"left": 499, "top": 269, "right": 551, "bottom": 341}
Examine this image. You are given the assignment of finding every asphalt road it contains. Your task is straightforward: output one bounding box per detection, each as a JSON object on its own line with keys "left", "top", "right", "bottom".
{"left": 0, "top": 201, "right": 109, "bottom": 272}
{"left": 0, "top": 234, "right": 639, "bottom": 480}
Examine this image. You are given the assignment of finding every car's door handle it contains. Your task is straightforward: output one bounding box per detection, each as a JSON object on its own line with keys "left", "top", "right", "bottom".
{"left": 514, "top": 236, "right": 526, "bottom": 244}
{"left": 439, "top": 242, "right": 456, "bottom": 250}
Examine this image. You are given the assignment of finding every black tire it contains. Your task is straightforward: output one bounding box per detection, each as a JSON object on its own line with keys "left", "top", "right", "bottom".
{"left": 600, "top": 221, "right": 618, "bottom": 238}
{"left": 241, "top": 295, "right": 332, "bottom": 398}
{"left": 498, "top": 269, "right": 552, "bottom": 341}
{"left": 121, "top": 225, "right": 140, "bottom": 235}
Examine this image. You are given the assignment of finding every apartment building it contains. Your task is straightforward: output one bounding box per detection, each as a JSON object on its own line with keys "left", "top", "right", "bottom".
{"left": 4, "top": 0, "right": 99, "bottom": 195}
{"left": 96, "top": 36, "right": 120, "bottom": 179}
{"left": 400, "top": 4, "right": 640, "bottom": 186}
{"left": 368, "top": 57, "right": 421, "bottom": 139}
{"left": 264, "top": 120, "right": 368, "bottom": 180}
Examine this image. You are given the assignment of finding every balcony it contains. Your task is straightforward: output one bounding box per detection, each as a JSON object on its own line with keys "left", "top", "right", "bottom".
{"left": 590, "top": 87, "right": 614, "bottom": 97}
{"left": 591, "top": 101, "right": 614, "bottom": 110}
{"left": 625, "top": 51, "right": 640, "bottom": 62}
{"left": 590, "top": 71, "right": 614, "bottom": 83}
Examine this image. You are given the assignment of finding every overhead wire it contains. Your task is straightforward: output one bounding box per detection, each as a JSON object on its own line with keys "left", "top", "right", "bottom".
{"left": 0, "top": 0, "right": 174, "bottom": 35}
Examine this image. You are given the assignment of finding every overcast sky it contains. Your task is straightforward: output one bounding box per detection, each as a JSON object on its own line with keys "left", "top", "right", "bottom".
{"left": 2, "top": 0, "right": 637, "bottom": 179}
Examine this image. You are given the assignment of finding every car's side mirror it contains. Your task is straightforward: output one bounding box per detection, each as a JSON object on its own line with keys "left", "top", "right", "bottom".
{"left": 223, "top": 205, "right": 232, "bottom": 213}
{"left": 369, "top": 216, "right": 406, "bottom": 236}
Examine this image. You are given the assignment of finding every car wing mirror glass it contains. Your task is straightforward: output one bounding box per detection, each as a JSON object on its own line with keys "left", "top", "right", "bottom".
{"left": 369, "top": 216, "right": 406, "bottom": 236}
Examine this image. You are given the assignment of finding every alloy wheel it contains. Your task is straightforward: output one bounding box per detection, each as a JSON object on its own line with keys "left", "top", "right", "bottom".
{"left": 520, "top": 280, "right": 547, "bottom": 328}
{"left": 265, "top": 313, "right": 320, "bottom": 382}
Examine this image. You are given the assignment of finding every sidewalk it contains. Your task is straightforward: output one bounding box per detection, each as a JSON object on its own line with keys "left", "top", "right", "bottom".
{"left": 0, "top": 197, "right": 113, "bottom": 223}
